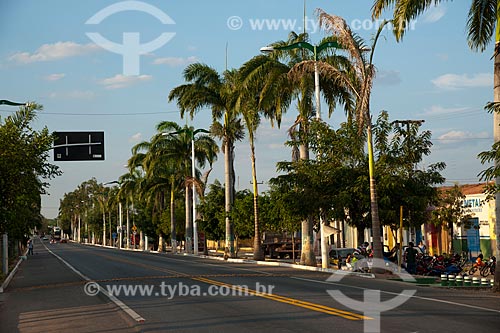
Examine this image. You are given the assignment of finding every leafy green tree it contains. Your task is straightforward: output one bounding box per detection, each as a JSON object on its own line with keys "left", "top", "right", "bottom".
{"left": 372, "top": 0, "right": 500, "bottom": 292}
{"left": 0, "top": 103, "right": 60, "bottom": 241}
{"left": 373, "top": 112, "right": 445, "bottom": 233}
{"left": 232, "top": 189, "right": 255, "bottom": 241}
{"left": 308, "top": 120, "right": 370, "bottom": 244}
{"left": 198, "top": 180, "right": 226, "bottom": 242}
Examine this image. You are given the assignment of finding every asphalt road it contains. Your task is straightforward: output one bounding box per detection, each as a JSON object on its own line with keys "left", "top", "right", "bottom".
{"left": 1, "top": 239, "right": 500, "bottom": 333}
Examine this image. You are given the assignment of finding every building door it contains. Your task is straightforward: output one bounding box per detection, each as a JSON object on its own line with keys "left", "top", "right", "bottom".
{"left": 466, "top": 218, "right": 480, "bottom": 259}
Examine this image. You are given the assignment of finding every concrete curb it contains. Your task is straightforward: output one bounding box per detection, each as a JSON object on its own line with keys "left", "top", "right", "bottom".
{"left": 74, "top": 241, "right": 375, "bottom": 279}
{"left": 0, "top": 249, "right": 28, "bottom": 293}
{"left": 189, "top": 252, "right": 375, "bottom": 278}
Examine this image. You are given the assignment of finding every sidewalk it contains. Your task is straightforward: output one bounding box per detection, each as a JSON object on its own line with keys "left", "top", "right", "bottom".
{"left": 0, "top": 237, "right": 139, "bottom": 333}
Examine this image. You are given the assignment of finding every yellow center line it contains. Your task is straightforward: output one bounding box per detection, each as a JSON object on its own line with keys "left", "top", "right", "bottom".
{"left": 192, "top": 276, "right": 370, "bottom": 321}
{"left": 60, "top": 246, "right": 370, "bottom": 320}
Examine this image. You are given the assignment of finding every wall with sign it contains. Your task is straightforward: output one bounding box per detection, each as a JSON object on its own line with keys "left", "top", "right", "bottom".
{"left": 454, "top": 193, "right": 493, "bottom": 258}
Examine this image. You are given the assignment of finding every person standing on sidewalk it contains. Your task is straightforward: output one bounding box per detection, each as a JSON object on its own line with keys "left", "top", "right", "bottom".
{"left": 404, "top": 242, "right": 418, "bottom": 274}
{"left": 28, "top": 239, "right": 33, "bottom": 255}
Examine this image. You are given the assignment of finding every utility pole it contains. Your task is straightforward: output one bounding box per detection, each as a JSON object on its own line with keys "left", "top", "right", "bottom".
{"left": 391, "top": 120, "right": 425, "bottom": 138}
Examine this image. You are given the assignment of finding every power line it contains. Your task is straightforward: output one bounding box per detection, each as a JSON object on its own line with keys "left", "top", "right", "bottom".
{"left": 0, "top": 109, "right": 179, "bottom": 116}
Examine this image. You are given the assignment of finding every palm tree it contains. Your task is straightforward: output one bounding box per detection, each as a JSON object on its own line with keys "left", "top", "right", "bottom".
{"left": 239, "top": 31, "right": 353, "bottom": 265}
{"left": 314, "top": 10, "right": 393, "bottom": 261}
{"left": 131, "top": 136, "right": 174, "bottom": 251}
{"left": 132, "top": 121, "right": 218, "bottom": 254}
{"left": 209, "top": 105, "right": 245, "bottom": 257}
{"left": 234, "top": 76, "right": 266, "bottom": 260}
{"left": 118, "top": 169, "right": 142, "bottom": 248}
{"left": 155, "top": 121, "right": 218, "bottom": 253}
{"left": 371, "top": 0, "right": 500, "bottom": 291}
{"left": 169, "top": 64, "right": 243, "bottom": 257}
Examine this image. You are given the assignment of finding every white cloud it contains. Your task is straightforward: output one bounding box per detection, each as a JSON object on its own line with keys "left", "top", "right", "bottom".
{"left": 99, "top": 74, "right": 152, "bottom": 89}
{"left": 423, "top": 5, "right": 446, "bottom": 23}
{"left": 152, "top": 56, "right": 198, "bottom": 67}
{"left": 269, "top": 143, "right": 285, "bottom": 150}
{"left": 9, "top": 41, "right": 101, "bottom": 64}
{"left": 129, "top": 133, "right": 142, "bottom": 143}
{"left": 375, "top": 70, "right": 401, "bottom": 85}
{"left": 44, "top": 73, "right": 66, "bottom": 81}
{"left": 437, "top": 130, "right": 489, "bottom": 142}
{"left": 420, "top": 105, "right": 471, "bottom": 116}
{"left": 431, "top": 73, "right": 492, "bottom": 90}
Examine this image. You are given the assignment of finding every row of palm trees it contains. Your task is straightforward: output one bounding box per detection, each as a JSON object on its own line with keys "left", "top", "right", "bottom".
{"left": 57, "top": 4, "right": 500, "bottom": 281}
{"left": 167, "top": 11, "right": 389, "bottom": 264}
{"left": 56, "top": 10, "right": 405, "bottom": 264}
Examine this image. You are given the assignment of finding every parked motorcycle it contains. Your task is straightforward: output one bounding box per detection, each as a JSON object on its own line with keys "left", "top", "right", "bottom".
{"left": 480, "top": 256, "right": 496, "bottom": 277}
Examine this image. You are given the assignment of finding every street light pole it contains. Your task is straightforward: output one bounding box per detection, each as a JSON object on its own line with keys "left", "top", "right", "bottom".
{"left": 126, "top": 199, "right": 130, "bottom": 249}
{"left": 104, "top": 180, "right": 122, "bottom": 248}
{"left": 191, "top": 134, "right": 198, "bottom": 255}
{"left": 78, "top": 213, "right": 81, "bottom": 243}
{"left": 0, "top": 100, "right": 27, "bottom": 106}
{"left": 261, "top": 40, "right": 340, "bottom": 268}
{"left": 119, "top": 201, "right": 123, "bottom": 249}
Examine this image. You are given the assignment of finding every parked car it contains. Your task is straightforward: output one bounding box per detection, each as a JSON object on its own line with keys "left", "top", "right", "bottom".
{"left": 329, "top": 248, "right": 355, "bottom": 266}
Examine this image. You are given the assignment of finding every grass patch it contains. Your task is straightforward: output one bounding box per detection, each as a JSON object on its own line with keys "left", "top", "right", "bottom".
{"left": 388, "top": 277, "right": 438, "bottom": 285}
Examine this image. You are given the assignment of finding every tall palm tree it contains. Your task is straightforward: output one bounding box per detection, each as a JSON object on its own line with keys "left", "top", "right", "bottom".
{"left": 314, "top": 10, "right": 392, "bottom": 261}
{"left": 235, "top": 76, "right": 266, "bottom": 260}
{"left": 118, "top": 169, "right": 142, "bottom": 248}
{"left": 209, "top": 105, "right": 245, "bottom": 257}
{"left": 239, "top": 31, "right": 354, "bottom": 265}
{"left": 155, "top": 121, "right": 218, "bottom": 253}
{"left": 169, "top": 64, "right": 243, "bottom": 257}
{"left": 132, "top": 121, "right": 218, "bottom": 253}
{"left": 131, "top": 135, "right": 177, "bottom": 251}
{"left": 371, "top": 0, "right": 500, "bottom": 291}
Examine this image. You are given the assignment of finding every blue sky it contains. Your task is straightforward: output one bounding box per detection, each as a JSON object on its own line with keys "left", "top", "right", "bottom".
{"left": 0, "top": 0, "right": 493, "bottom": 219}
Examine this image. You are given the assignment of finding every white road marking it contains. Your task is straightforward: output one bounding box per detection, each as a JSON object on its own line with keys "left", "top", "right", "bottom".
{"left": 43, "top": 243, "right": 145, "bottom": 322}
{"left": 291, "top": 276, "right": 500, "bottom": 314}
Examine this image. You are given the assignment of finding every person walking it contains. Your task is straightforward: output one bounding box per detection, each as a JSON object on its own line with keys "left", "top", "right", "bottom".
{"left": 418, "top": 240, "right": 427, "bottom": 254}
{"left": 404, "top": 242, "right": 418, "bottom": 275}
{"left": 28, "top": 239, "right": 34, "bottom": 255}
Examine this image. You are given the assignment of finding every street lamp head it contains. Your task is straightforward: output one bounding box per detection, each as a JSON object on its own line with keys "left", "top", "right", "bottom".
{"left": 0, "top": 99, "right": 27, "bottom": 107}
{"left": 260, "top": 46, "right": 275, "bottom": 54}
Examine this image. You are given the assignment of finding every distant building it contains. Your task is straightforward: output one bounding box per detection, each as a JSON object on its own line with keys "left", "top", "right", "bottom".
{"left": 424, "top": 183, "right": 495, "bottom": 258}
